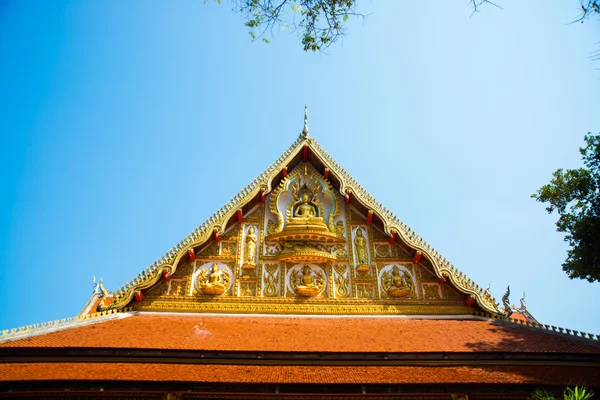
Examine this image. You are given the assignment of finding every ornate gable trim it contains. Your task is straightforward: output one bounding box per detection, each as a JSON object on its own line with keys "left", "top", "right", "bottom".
{"left": 91, "top": 134, "right": 498, "bottom": 314}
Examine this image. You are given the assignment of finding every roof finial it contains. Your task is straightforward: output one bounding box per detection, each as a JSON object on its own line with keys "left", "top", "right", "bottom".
{"left": 302, "top": 104, "right": 309, "bottom": 137}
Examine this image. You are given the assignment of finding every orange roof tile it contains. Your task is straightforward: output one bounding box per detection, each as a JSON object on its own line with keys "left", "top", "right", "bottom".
{"left": 2, "top": 314, "right": 599, "bottom": 354}
{"left": 1, "top": 363, "right": 599, "bottom": 385}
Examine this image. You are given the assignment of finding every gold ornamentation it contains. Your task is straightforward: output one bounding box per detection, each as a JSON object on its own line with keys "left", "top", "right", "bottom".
{"left": 381, "top": 265, "right": 414, "bottom": 298}
{"left": 195, "top": 263, "right": 230, "bottom": 295}
{"left": 171, "top": 282, "right": 184, "bottom": 296}
{"left": 423, "top": 284, "right": 441, "bottom": 299}
{"left": 263, "top": 264, "right": 279, "bottom": 297}
{"left": 267, "top": 219, "right": 278, "bottom": 235}
{"left": 267, "top": 165, "right": 342, "bottom": 243}
{"left": 375, "top": 243, "right": 391, "bottom": 258}
{"left": 98, "top": 135, "right": 500, "bottom": 315}
{"left": 221, "top": 242, "right": 236, "bottom": 256}
{"left": 199, "top": 242, "right": 219, "bottom": 257}
{"left": 356, "top": 283, "right": 373, "bottom": 299}
{"left": 354, "top": 227, "right": 370, "bottom": 271}
{"left": 276, "top": 241, "right": 339, "bottom": 263}
{"left": 335, "top": 220, "right": 345, "bottom": 237}
{"left": 265, "top": 242, "right": 282, "bottom": 256}
{"left": 242, "top": 226, "right": 257, "bottom": 269}
{"left": 334, "top": 265, "right": 350, "bottom": 298}
{"left": 240, "top": 282, "right": 256, "bottom": 297}
{"left": 290, "top": 265, "right": 325, "bottom": 297}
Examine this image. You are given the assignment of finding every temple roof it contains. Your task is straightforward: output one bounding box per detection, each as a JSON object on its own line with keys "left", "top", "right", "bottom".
{"left": 2, "top": 313, "right": 600, "bottom": 389}
{"left": 2, "top": 364, "right": 599, "bottom": 386}
{"left": 2, "top": 313, "right": 599, "bottom": 354}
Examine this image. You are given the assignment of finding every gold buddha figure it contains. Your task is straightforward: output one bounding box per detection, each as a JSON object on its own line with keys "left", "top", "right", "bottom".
{"left": 198, "top": 263, "right": 227, "bottom": 295}
{"left": 297, "top": 266, "right": 318, "bottom": 290}
{"left": 382, "top": 266, "right": 413, "bottom": 297}
{"left": 294, "top": 193, "right": 317, "bottom": 218}
{"left": 286, "top": 181, "right": 328, "bottom": 232}
{"left": 242, "top": 226, "right": 257, "bottom": 269}
{"left": 354, "top": 227, "right": 370, "bottom": 271}
{"left": 291, "top": 265, "right": 324, "bottom": 297}
{"left": 206, "top": 264, "right": 224, "bottom": 287}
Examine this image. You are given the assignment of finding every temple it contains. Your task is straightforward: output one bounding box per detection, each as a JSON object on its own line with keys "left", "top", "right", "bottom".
{"left": 1, "top": 112, "right": 599, "bottom": 399}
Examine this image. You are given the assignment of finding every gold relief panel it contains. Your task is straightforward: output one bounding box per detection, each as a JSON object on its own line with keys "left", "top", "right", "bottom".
{"left": 220, "top": 241, "right": 237, "bottom": 257}
{"left": 268, "top": 164, "right": 341, "bottom": 236}
{"left": 422, "top": 283, "right": 442, "bottom": 300}
{"left": 374, "top": 243, "right": 392, "bottom": 258}
{"left": 286, "top": 263, "right": 327, "bottom": 298}
{"left": 334, "top": 219, "right": 346, "bottom": 238}
{"left": 168, "top": 279, "right": 187, "bottom": 297}
{"left": 378, "top": 264, "right": 416, "bottom": 299}
{"left": 239, "top": 266, "right": 257, "bottom": 280}
{"left": 333, "top": 264, "right": 351, "bottom": 298}
{"left": 262, "top": 263, "right": 280, "bottom": 297}
{"left": 351, "top": 226, "right": 371, "bottom": 273}
{"left": 264, "top": 242, "right": 282, "bottom": 257}
{"left": 239, "top": 282, "right": 257, "bottom": 297}
{"left": 192, "top": 262, "right": 233, "bottom": 296}
{"left": 241, "top": 225, "right": 259, "bottom": 269}
{"left": 355, "top": 283, "right": 373, "bottom": 299}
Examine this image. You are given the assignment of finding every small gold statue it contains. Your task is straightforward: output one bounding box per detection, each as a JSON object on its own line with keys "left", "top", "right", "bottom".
{"left": 197, "top": 263, "right": 228, "bottom": 295}
{"left": 291, "top": 265, "right": 325, "bottom": 297}
{"left": 242, "top": 226, "right": 257, "bottom": 269}
{"left": 335, "top": 220, "right": 345, "bottom": 237}
{"left": 354, "top": 227, "right": 370, "bottom": 271}
{"left": 173, "top": 284, "right": 182, "bottom": 296}
{"left": 381, "top": 265, "right": 413, "bottom": 298}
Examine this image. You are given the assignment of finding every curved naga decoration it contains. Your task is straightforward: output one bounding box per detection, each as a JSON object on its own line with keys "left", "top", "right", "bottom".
{"left": 501, "top": 285, "right": 512, "bottom": 317}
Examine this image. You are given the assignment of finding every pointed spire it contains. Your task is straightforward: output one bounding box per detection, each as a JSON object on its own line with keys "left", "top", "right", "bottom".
{"left": 302, "top": 104, "right": 309, "bottom": 138}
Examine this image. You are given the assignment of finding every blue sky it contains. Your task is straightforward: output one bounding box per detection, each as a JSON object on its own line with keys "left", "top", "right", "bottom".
{"left": 1, "top": 1, "right": 599, "bottom": 334}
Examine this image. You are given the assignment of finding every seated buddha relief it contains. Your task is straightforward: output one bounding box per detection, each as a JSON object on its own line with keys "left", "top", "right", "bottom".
{"left": 286, "top": 176, "right": 328, "bottom": 232}
{"left": 290, "top": 265, "right": 325, "bottom": 297}
{"left": 196, "top": 263, "right": 230, "bottom": 295}
{"left": 266, "top": 166, "right": 342, "bottom": 245}
{"left": 381, "top": 265, "right": 414, "bottom": 298}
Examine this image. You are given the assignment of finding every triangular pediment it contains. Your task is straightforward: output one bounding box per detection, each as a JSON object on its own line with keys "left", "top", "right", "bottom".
{"left": 90, "top": 134, "right": 499, "bottom": 316}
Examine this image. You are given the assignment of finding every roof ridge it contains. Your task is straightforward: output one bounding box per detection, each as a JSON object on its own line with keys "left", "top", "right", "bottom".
{"left": 0, "top": 307, "right": 134, "bottom": 343}
{"left": 475, "top": 311, "right": 600, "bottom": 346}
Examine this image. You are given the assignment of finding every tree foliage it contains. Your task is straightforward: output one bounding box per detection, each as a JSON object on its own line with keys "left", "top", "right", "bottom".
{"left": 532, "top": 134, "right": 600, "bottom": 283}
{"left": 229, "top": 0, "right": 360, "bottom": 51}
{"left": 215, "top": 1, "right": 599, "bottom": 52}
